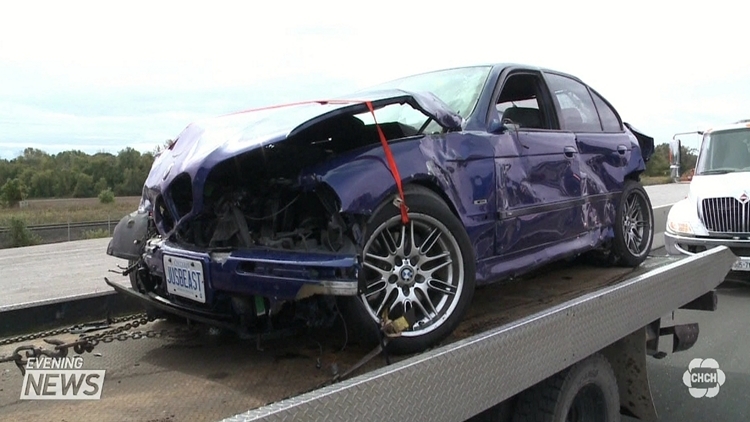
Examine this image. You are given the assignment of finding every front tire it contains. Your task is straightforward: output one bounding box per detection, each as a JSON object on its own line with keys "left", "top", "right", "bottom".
{"left": 339, "top": 186, "right": 476, "bottom": 354}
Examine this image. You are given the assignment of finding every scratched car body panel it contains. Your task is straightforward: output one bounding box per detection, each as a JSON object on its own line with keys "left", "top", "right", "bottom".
{"left": 108, "top": 64, "right": 655, "bottom": 353}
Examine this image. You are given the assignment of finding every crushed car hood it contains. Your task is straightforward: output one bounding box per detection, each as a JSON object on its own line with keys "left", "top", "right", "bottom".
{"left": 145, "top": 89, "right": 462, "bottom": 194}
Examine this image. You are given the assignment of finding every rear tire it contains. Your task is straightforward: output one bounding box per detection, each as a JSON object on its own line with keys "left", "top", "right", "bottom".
{"left": 611, "top": 180, "right": 653, "bottom": 267}
{"left": 512, "top": 353, "right": 620, "bottom": 422}
{"left": 339, "top": 185, "right": 476, "bottom": 355}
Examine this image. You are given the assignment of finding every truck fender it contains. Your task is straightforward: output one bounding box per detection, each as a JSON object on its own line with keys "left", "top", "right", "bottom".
{"left": 601, "top": 326, "right": 658, "bottom": 421}
{"left": 106, "top": 211, "right": 150, "bottom": 261}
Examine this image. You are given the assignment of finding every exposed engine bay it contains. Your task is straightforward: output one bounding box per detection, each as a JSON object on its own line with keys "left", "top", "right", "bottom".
{"left": 158, "top": 112, "right": 423, "bottom": 254}
{"left": 177, "top": 174, "right": 348, "bottom": 253}
{"left": 114, "top": 110, "right": 430, "bottom": 338}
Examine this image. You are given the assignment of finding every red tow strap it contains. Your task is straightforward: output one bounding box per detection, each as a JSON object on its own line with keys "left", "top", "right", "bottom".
{"left": 364, "top": 101, "right": 409, "bottom": 224}
{"left": 225, "top": 99, "right": 410, "bottom": 224}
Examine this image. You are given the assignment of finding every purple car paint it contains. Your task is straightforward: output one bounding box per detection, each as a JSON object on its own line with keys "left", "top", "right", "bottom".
{"left": 107, "top": 63, "right": 655, "bottom": 352}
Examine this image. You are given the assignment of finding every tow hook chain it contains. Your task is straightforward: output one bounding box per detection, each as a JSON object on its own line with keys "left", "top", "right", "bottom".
{"left": 0, "top": 339, "right": 69, "bottom": 375}
{"left": 333, "top": 310, "right": 413, "bottom": 382}
{"left": 0, "top": 313, "right": 198, "bottom": 375}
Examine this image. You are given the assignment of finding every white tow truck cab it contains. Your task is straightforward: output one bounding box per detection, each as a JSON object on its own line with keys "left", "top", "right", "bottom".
{"left": 666, "top": 119, "right": 750, "bottom": 275}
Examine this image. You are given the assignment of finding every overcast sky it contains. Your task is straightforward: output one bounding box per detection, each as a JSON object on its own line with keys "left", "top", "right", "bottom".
{"left": 1, "top": 0, "right": 747, "bottom": 160}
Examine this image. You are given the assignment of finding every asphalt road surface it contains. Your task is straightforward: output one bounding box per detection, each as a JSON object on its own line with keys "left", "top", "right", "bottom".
{"left": 0, "top": 237, "right": 128, "bottom": 310}
{"left": 619, "top": 235, "right": 750, "bottom": 422}
{"left": 646, "top": 182, "right": 689, "bottom": 207}
{"left": 638, "top": 280, "right": 750, "bottom": 421}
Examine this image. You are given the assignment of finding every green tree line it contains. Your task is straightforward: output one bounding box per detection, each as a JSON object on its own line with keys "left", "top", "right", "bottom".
{"left": 0, "top": 141, "right": 697, "bottom": 207}
{"left": 645, "top": 143, "right": 698, "bottom": 177}
{"left": 0, "top": 147, "right": 154, "bottom": 205}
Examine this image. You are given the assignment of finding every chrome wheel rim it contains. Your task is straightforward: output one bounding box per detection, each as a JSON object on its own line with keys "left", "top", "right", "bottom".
{"left": 623, "top": 191, "right": 651, "bottom": 257}
{"left": 360, "top": 213, "right": 464, "bottom": 337}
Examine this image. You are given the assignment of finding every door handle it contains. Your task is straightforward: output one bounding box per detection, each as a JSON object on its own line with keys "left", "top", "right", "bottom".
{"left": 617, "top": 145, "right": 628, "bottom": 155}
{"left": 563, "top": 146, "right": 577, "bottom": 158}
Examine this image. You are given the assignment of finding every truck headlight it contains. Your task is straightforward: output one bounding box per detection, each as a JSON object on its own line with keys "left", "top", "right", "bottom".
{"left": 667, "top": 220, "right": 694, "bottom": 235}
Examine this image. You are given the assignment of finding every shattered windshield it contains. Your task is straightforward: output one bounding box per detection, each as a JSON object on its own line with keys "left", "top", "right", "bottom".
{"left": 696, "top": 128, "right": 750, "bottom": 174}
{"left": 357, "top": 66, "right": 492, "bottom": 132}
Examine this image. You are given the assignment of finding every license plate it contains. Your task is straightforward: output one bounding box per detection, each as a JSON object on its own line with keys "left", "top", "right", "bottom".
{"left": 731, "top": 257, "right": 750, "bottom": 272}
{"left": 163, "top": 255, "right": 206, "bottom": 303}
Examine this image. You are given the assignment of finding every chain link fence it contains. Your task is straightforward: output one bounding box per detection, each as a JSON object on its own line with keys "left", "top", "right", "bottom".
{"left": 0, "top": 219, "right": 115, "bottom": 249}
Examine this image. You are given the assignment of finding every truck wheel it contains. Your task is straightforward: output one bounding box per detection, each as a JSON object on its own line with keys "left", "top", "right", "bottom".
{"left": 512, "top": 353, "right": 620, "bottom": 422}
{"left": 339, "top": 186, "right": 476, "bottom": 355}
{"left": 612, "top": 180, "right": 653, "bottom": 267}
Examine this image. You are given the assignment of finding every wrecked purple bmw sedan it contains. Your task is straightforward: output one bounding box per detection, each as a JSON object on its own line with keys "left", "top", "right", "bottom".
{"left": 106, "top": 64, "right": 655, "bottom": 353}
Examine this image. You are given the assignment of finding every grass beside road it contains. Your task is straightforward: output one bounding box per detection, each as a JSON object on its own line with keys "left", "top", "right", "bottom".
{"left": 1, "top": 177, "right": 673, "bottom": 226}
{"left": 0, "top": 197, "right": 140, "bottom": 226}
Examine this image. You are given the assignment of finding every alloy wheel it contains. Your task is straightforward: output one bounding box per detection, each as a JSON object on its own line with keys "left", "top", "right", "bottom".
{"left": 623, "top": 190, "right": 652, "bottom": 257}
{"left": 360, "top": 214, "right": 464, "bottom": 337}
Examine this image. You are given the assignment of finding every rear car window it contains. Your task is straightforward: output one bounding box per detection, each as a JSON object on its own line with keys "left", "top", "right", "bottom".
{"left": 545, "top": 73, "right": 602, "bottom": 132}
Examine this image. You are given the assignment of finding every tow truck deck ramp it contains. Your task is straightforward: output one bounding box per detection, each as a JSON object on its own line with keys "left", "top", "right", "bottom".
{"left": 226, "top": 247, "right": 734, "bottom": 422}
{"left": 0, "top": 247, "right": 735, "bottom": 422}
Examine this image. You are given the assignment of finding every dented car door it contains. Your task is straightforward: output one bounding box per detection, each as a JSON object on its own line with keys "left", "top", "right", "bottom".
{"left": 544, "top": 72, "right": 632, "bottom": 232}
{"left": 491, "top": 71, "right": 584, "bottom": 257}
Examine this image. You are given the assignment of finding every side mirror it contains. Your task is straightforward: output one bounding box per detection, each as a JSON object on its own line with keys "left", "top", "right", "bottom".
{"left": 488, "top": 116, "right": 506, "bottom": 134}
{"left": 669, "top": 138, "right": 681, "bottom": 182}
{"left": 488, "top": 116, "right": 519, "bottom": 134}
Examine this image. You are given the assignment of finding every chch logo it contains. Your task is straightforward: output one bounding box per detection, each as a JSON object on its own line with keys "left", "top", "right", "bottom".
{"left": 682, "top": 358, "right": 725, "bottom": 398}
{"left": 739, "top": 192, "right": 749, "bottom": 204}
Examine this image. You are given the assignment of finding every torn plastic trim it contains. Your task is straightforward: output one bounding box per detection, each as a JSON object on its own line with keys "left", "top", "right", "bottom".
{"left": 295, "top": 280, "right": 359, "bottom": 299}
{"left": 106, "top": 211, "right": 150, "bottom": 261}
{"left": 625, "top": 122, "right": 654, "bottom": 162}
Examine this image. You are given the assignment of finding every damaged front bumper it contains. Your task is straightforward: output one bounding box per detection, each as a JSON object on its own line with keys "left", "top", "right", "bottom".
{"left": 107, "top": 210, "right": 361, "bottom": 326}
{"left": 105, "top": 277, "right": 237, "bottom": 327}
{"left": 144, "top": 240, "right": 360, "bottom": 303}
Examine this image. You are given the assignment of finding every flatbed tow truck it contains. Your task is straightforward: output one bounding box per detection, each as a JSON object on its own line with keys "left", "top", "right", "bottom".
{"left": 0, "top": 246, "right": 735, "bottom": 422}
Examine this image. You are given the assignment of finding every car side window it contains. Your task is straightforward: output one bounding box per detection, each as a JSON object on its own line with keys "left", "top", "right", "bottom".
{"left": 545, "top": 73, "right": 602, "bottom": 132}
{"left": 590, "top": 90, "right": 622, "bottom": 132}
{"left": 495, "top": 73, "right": 555, "bottom": 130}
